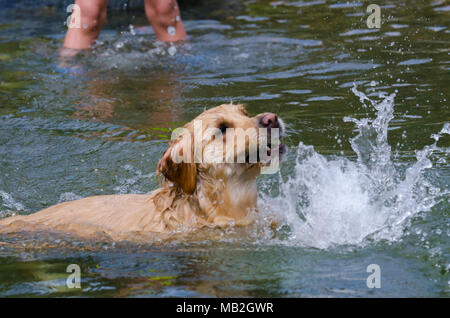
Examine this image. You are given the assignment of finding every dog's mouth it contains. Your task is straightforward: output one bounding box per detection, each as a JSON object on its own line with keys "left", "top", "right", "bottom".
{"left": 266, "top": 142, "right": 287, "bottom": 157}
{"left": 251, "top": 128, "right": 287, "bottom": 164}
{"left": 262, "top": 139, "right": 287, "bottom": 165}
{"left": 239, "top": 140, "right": 287, "bottom": 165}
{"left": 238, "top": 115, "right": 287, "bottom": 165}
{"left": 263, "top": 119, "right": 287, "bottom": 161}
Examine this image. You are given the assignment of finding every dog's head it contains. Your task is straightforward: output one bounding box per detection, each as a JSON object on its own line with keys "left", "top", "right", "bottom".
{"left": 157, "top": 104, "right": 286, "bottom": 194}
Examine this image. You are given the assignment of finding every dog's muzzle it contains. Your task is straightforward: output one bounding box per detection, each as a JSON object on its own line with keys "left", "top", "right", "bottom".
{"left": 257, "top": 113, "right": 287, "bottom": 161}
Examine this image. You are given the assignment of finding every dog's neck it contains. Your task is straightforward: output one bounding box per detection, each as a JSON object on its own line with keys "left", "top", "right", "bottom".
{"left": 152, "top": 164, "right": 260, "bottom": 230}
{"left": 195, "top": 164, "right": 259, "bottom": 226}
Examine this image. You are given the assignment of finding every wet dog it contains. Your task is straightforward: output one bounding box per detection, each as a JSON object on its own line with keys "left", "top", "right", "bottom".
{"left": 0, "top": 104, "right": 285, "bottom": 241}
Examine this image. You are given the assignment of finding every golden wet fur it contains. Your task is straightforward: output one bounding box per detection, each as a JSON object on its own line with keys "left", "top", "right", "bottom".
{"left": 0, "top": 104, "right": 282, "bottom": 241}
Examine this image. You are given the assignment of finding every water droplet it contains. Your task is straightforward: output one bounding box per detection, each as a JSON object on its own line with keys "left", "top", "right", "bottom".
{"left": 83, "top": 23, "right": 88, "bottom": 29}
{"left": 129, "top": 24, "right": 136, "bottom": 36}
{"left": 168, "top": 45, "right": 177, "bottom": 56}
{"left": 167, "top": 26, "right": 176, "bottom": 36}
{"left": 175, "top": 15, "right": 180, "bottom": 22}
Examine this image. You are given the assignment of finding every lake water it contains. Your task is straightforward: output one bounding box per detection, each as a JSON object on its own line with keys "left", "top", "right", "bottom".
{"left": 0, "top": 0, "right": 448, "bottom": 297}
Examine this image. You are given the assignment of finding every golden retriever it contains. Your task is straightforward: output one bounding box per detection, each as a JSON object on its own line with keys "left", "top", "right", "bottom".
{"left": 0, "top": 104, "right": 285, "bottom": 241}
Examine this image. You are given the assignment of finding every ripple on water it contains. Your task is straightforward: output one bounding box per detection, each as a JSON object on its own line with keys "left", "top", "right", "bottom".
{"left": 398, "top": 58, "right": 433, "bottom": 66}
{"left": 284, "top": 0, "right": 326, "bottom": 8}
{"left": 339, "top": 29, "right": 380, "bottom": 37}
{"left": 434, "top": 5, "right": 450, "bottom": 12}
{"left": 426, "top": 26, "right": 447, "bottom": 32}
{"left": 329, "top": 2, "right": 363, "bottom": 9}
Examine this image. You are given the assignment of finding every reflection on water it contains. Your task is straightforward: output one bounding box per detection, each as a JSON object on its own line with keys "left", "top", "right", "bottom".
{"left": 0, "top": 0, "right": 449, "bottom": 297}
{"left": 72, "top": 71, "right": 185, "bottom": 134}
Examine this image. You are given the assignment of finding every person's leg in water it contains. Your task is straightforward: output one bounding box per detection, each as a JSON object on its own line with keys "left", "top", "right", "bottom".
{"left": 63, "top": 0, "right": 108, "bottom": 51}
{"left": 61, "top": 0, "right": 186, "bottom": 56}
{"left": 144, "top": 0, "right": 187, "bottom": 41}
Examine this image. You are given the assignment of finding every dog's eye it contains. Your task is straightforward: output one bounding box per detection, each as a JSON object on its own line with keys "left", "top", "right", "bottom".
{"left": 218, "top": 124, "right": 228, "bottom": 134}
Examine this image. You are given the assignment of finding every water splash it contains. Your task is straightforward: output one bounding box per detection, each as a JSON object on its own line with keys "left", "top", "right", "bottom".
{"left": 262, "top": 86, "right": 449, "bottom": 249}
{"left": 167, "top": 26, "right": 176, "bottom": 36}
{"left": 58, "top": 192, "right": 83, "bottom": 203}
{"left": 113, "top": 165, "right": 155, "bottom": 194}
{"left": 168, "top": 45, "right": 177, "bottom": 56}
{"left": 0, "top": 191, "right": 25, "bottom": 218}
{"left": 129, "top": 24, "right": 136, "bottom": 36}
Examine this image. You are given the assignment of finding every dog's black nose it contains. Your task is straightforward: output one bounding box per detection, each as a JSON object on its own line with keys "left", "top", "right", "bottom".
{"left": 259, "top": 113, "right": 279, "bottom": 128}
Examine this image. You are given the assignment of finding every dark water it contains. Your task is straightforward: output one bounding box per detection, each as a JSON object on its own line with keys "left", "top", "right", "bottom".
{"left": 0, "top": 0, "right": 449, "bottom": 297}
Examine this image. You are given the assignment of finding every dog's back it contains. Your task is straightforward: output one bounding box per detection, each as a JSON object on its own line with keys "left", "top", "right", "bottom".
{"left": 0, "top": 194, "right": 166, "bottom": 240}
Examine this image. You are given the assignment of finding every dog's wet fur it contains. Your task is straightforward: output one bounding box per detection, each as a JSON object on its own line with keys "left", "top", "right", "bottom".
{"left": 0, "top": 104, "right": 285, "bottom": 241}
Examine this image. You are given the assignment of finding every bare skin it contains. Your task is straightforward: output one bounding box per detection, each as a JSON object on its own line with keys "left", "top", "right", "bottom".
{"left": 62, "top": 0, "right": 186, "bottom": 55}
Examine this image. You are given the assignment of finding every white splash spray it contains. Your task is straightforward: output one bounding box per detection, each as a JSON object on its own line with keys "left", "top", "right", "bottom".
{"left": 167, "top": 26, "right": 176, "bottom": 36}
{"left": 0, "top": 191, "right": 25, "bottom": 218}
{"left": 261, "top": 85, "right": 449, "bottom": 249}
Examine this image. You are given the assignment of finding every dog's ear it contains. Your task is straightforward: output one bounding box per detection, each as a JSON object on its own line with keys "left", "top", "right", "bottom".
{"left": 236, "top": 104, "right": 249, "bottom": 116}
{"left": 157, "top": 135, "right": 197, "bottom": 194}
